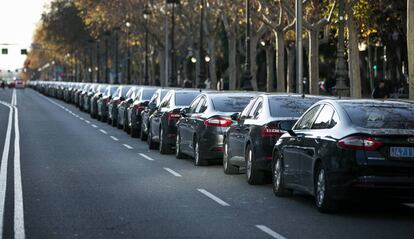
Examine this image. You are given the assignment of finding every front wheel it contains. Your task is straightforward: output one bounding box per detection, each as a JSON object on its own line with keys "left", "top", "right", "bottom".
{"left": 223, "top": 141, "right": 238, "bottom": 174}
{"left": 176, "top": 134, "right": 186, "bottom": 159}
{"left": 159, "top": 128, "right": 171, "bottom": 154}
{"left": 246, "top": 145, "right": 265, "bottom": 185}
{"left": 140, "top": 122, "right": 148, "bottom": 141}
{"left": 194, "top": 140, "right": 208, "bottom": 166}
{"left": 272, "top": 154, "right": 292, "bottom": 197}
{"left": 147, "top": 128, "right": 158, "bottom": 150}
{"left": 315, "top": 164, "right": 339, "bottom": 213}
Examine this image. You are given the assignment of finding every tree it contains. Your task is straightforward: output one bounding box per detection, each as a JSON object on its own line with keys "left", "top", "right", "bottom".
{"left": 408, "top": 0, "right": 414, "bottom": 99}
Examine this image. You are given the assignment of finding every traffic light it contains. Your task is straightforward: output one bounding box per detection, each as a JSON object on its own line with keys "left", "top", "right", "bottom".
{"left": 1, "top": 48, "right": 7, "bottom": 55}
{"left": 373, "top": 64, "right": 377, "bottom": 71}
{"left": 21, "top": 49, "right": 27, "bottom": 55}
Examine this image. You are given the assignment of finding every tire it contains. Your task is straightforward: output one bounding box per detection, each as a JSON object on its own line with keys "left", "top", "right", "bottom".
{"left": 194, "top": 139, "right": 208, "bottom": 166}
{"left": 272, "top": 154, "right": 292, "bottom": 197}
{"left": 130, "top": 125, "right": 139, "bottom": 138}
{"left": 147, "top": 128, "right": 158, "bottom": 150}
{"left": 159, "top": 127, "right": 170, "bottom": 154}
{"left": 175, "top": 133, "right": 186, "bottom": 159}
{"left": 140, "top": 122, "right": 147, "bottom": 141}
{"left": 223, "top": 141, "right": 238, "bottom": 174}
{"left": 314, "top": 163, "right": 339, "bottom": 213}
{"left": 245, "top": 145, "right": 265, "bottom": 185}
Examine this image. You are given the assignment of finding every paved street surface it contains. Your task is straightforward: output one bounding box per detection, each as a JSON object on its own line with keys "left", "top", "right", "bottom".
{"left": 0, "top": 88, "right": 413, "bottom": 239}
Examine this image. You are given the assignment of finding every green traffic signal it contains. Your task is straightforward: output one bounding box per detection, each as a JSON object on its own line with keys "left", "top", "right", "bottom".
{"left": 373, "top": 64, "right": 377, "bottom": 70}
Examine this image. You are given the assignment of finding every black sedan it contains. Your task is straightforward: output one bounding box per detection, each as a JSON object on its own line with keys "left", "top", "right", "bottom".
{"left": 97, "top": 85, "right": 118, "bottom": 122}
{"left": 117, "top": 86, "right": 140, "bottom": 130}
{"left": 176, "top": 92, "right": 257, "bottom": 166}
{"left": 127, "top": 87, "right": 158, "bottom": 137}
{"left": 107, "top": 85, "right": 132, "bottom": 126}
{"left": 147, "top": 89, "right": 201, "bottom": 153}
{"left": 139, "top": 89, "right": 169, "bottom": 140}
{"left": 272, "top": 99, "right": 414, "bottom": 213}
{"left": 90, "top": 84, "right": 107, "bottom": 118}
{"left": 224, "top": 94, "right": 328, "bottom": 185}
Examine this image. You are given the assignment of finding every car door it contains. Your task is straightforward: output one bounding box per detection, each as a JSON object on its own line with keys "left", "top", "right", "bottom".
{"left": 151, "top": 92, "right": 172, "bottom": 141}
{"left": 283, "top": 105, "right": 322, "bottom": 186}
{"left": 180, "top": 97, "right": 202, "bottom": 154}
{"left": 301, "top": 104, "right": 338, "bottom": 190}
{"left": 241, "top": 97, "right": 263, "bottom": 156}
{"left": 227, "top": 98, "right": 256, "bottom": 163}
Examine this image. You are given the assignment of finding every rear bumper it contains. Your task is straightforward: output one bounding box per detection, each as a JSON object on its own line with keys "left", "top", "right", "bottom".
{"left": 199, "top": 131, "right": 225, "bottom": 160}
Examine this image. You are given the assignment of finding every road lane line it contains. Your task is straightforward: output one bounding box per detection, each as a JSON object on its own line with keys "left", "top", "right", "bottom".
{"left": 110, "top": 136, "right": 119, "bottom": 141}
{"left": 138, "top": 153, "right": 154, "bottom": 161}
{"left": 79, "top": 117, "right": 84, "bottom": 121}
{"left": 163, "top": 168, "right": 182, "bottom": 177}
{"left": 91, "top": 124, "right": 98, "bottom": 128}
{"left": 85, "top": 120, "right": 91, "bottom": 124}
{"left": 99, "top": 129, "right": 108, "bottom": 134}
{"left": 123, "top": 144, "right": 133, "bottom": 149}
{"left": 0, "top": 102, "right": 13, "bottom": 238}
{"left": 197, "top": 189, "right": 230, "bottom": 207}
{"left": 255, "top": 225, "right": 287, "bottom": 239}
{"left": 13, "top": 101, "right": 25, "bottom": 239}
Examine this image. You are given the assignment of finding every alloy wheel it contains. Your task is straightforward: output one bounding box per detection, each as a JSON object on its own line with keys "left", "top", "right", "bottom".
{"left": 316, "top": 169, "right": 326, "bottom": 207}
{"left": 274, "top": 158, "right": 282, "bottom": 191}
{"left": 246, "top": 149, "right": 252, "bottom": 180}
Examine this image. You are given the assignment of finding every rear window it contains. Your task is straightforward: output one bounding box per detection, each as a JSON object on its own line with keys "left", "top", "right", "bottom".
{"left": 121, "top": 87, "right": 131, "bottom": 96}
{"left": 143, "top": 89, "right": 157, "bottom": 100}
{"left": 211, "top": 96, "right": 253, "bottom": 112}
{"left": 342, "top": 103, "right": 414, "bottom": 129}
{"left": 175, "top": 92, "right": 200, "bottom": 106}
{"left": 269, "top": 97, "right": 322, "bottom": 117}
{"left": 110, "top": 87, "right": 118, "bottom": 95}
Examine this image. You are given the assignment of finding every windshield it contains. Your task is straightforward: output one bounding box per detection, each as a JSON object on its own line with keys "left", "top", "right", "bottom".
{"left": 211, "top": 96, "right": 253, "bottom": 112}
{"left": 269, "top": 97, "right": 323, "bottom": 118}
{"left": 342, "top": 103, "right": 414, "bottom": 129}
{"left": 175, "top": 92, "right": 200, "bottom": 106}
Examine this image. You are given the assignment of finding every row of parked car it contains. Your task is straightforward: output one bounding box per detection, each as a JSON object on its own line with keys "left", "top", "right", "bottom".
{"left": 30, "top": 81, "right": 414, "bottom": 213}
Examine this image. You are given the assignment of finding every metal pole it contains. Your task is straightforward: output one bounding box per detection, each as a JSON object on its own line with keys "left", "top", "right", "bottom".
{"left": 198, "top": 0, "right": 206, "bottom": 88}
{"left": 115, "top": 28, "right": 119, "bottom": 84}
{"left": 96, "top": 41, "right": 100, "bottom": 83}
{"left": 334, "top": 0, "right": 350, "bottom": 97}
{"left": 89, "top": 41, "right": 94, "bottom": 82}
{"left": 104, "top": 32, "right": 110, "bottom": 84}
{"left": 241, "top": 0, "right": 253, "bottom": 90}
{"left": 165, "top": 1, "right": 169, "bottom": 87}
{"left": 170, "top": 3, "right": 177, "bottom": 86}
{"left": 295, "top": 0, "right": 303, "bottom": 94}
{"left": 145, "top": 18, "right": 149, "bottom": 85}
{"left": 126, "top": 30, "right": 131, "bottom": 84}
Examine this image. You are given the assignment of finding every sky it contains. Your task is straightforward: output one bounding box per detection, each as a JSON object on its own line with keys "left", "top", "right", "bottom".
{"left": 0, "top": 0, "right": 50, "bottom": 72}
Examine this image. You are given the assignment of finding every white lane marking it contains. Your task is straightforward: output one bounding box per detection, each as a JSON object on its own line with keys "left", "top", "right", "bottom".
{"left": 91, "top": 124, "right": 98, "bottom": 128}
{"left": 13, "top": 101, "right": 25, "bottom": 239}
{"left": 75, "top": 115, "right": 79, "bottom": 118}
{"left": 163, "top": 168, "right": 182, "bottom": 177}
{"left": 197, "top": 189, "right": 230, "bottom": 207}
{"left": 123, "top": 144, "right": 133, "bottom": 149}
{"left": 0, "top": 101, "right": 13, "bottom": 238}
{"left": 110, "top": 136, "right": 119, "bottom": 141}
{"left": 139, "top": 153, "right": 154, "bottom": 161}
{"left": 99, "top": 129, "right": 108, "bottom": 134}
{"left": 79, "top": 117, "right": 84, "bottom": 121}
{"left": 85, "top": 120, "right": 90, "bottom": 124}
{"left": 255, "top": 225, "right": 287, "bottom": 239}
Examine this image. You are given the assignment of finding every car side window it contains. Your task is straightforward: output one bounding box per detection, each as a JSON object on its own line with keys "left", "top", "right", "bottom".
{"left": 248, "top": 98, "right": 263, "bottom": 118}
{"left": 240, "top": 99, "right": 256, "bottom": 118}
{"left": 295, "top": 105, "right": 322, "bottom": 130}
{"left": 195, "top": 98, "right": 207, "bottom": 113}
{"left": 160, "top": 93, "right": 172, "bottom": 109}
{"left": 312, "top": 105, "right": 335, "bottom": 129}
{"left": 330, "top": 111, "right": 339, "bottom": 128}
{"left": 188, "top": 97, "right": 201, "bottom": 113}
{"left": 253, "top": 102, "right": 263, "bottom": 119}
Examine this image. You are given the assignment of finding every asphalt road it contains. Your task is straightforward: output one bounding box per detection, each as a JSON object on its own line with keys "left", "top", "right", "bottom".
{"left": 0, "top": 88, "right": 414, "bottom": 239}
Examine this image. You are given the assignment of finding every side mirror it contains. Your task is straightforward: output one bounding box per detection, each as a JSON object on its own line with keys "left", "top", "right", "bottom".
{"left": 230, "top": 112, "right": 240, "bottom": 121}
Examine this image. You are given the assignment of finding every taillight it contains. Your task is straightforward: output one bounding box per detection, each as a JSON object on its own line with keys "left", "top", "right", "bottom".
{"left": 167, "top": 112, "right": 181, "bottom": 122}
{"left": 204, "top": 117, "right": 232, "bottom": 127}
{"left": 337, "top": 136, "right": 383, "bottom": 151}
{"left": 260, "top": 123, "right": 283, "bottom": 138}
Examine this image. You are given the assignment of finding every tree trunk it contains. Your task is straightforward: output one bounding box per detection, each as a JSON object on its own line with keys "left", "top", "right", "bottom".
{"left": 266, "top": 46, "right": 275, "bottom": 92}
{"left": 275, "top": 31, "right": 286, "bottom": 92}
{"left": 159, "top": 50, "right": 166, "bottom": 87}
{"left": 308, "top": 30, "right": 319, "bottom": 95}
{"left": 287, "top": 45, "right": 295, "bottom": 93}
{"left": 347, "top": 9, "right": 362, "bottom": 98}
{"left": 408, "top": 0, "right": 414, "bottom": 99}
{"left": 228, "top": 35, "right": 237, "bottom": 90}
{"left": 208, "top": 39, "right": 217, "bottom": 90}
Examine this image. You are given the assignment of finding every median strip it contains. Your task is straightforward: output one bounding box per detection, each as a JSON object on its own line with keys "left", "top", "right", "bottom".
{"left": 197, "top": 189, "right": 230, "bottom": 207}
{"left": 163, "top": 168, "right": 182, "bottom": 177}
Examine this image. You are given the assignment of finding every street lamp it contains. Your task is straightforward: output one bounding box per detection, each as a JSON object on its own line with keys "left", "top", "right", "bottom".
{"left": 143, "top": 5, "right": 152, "bottom": 85}
{"left": 104, "top": 31, "right": 111, "bottom": 83}
{"left": 113, "top": 27, "right": 121, "bottom": 84}
{"left": 167, "top": 0, "right": 180, "bottom": 87}
{"left": 126, "top": 21, "right": 131, "bottom": 84}
{"left": 241, "top": 0, "right": 253, "bottom": 91}
{"left": 197, "top": 0, "right": 207, "bottom": 89}
{"left": 334, "top": 0, "right": 349, "bottom": 97}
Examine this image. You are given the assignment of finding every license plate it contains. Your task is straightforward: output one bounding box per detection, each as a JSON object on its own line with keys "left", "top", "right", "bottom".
{"left": 390, "top": 147, "right": 414, "bottom": 158}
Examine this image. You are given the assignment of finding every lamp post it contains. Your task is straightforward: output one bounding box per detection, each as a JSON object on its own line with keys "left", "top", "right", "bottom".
{"left": 167, "top": 0, "right": 180, "bottom": 86}
{"left": 334, "top": 0, "right": 349, "bottom": 97}
{"left": 296, "top": 0, "right": 303, "bottom": 94}
{"left": 197, "top": 0, "right": 207, "bottom": 89}
{"left": 143, "top": 5, "right": 152, "bottom": 85}
{"left": 88, "top": 38, "right": 95, "bottom": 82}
{"left": 104, "top": 31, "right": 110, "bottom": 83}
{"left": 126, "top": 21, "right": 131, "bottom": 84}
{"left": 114, "top": 27, "right": 121, "bottom": 84}
{"left": 241, "top": 0, "right": 253, "bottom": 90}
